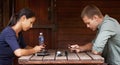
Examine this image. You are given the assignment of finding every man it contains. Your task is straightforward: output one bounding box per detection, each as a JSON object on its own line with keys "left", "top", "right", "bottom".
{"left": 69, "top": 5, "right": 120, "bottom": 65}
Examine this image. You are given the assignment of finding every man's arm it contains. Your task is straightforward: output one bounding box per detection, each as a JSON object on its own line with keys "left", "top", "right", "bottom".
{"left": 69, "top": 43, "right": 93, "bottom": 53}
{"left": 79, "top": 43, "right": 93, "bottom": 52}
{"left": 79, "top": 43, "right": 102, "bottom": 55}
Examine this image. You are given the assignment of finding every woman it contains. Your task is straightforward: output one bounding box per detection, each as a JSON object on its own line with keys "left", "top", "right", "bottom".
{"left": 0, "top": 8, "right": 45, "bottom": 65}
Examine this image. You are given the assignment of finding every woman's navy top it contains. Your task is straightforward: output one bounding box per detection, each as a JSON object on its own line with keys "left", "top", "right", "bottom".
{"left": 0, "top": 26, "right": 26, "bottom": 65}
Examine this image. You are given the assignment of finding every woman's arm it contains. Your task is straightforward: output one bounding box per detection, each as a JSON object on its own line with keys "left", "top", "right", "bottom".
{"left": 14, "top": 45, "right": 44, "bottom": 57}
{"left": 25, "top": 45, "right": 33, "bottom": 49}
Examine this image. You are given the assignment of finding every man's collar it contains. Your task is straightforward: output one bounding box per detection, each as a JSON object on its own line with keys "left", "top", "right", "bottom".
{"left": 97, "top": 14, "right": 109, "bottom": 29}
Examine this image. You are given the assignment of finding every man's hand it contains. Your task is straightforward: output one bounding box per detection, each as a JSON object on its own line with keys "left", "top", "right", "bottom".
{"left": 68, "top": 43, "right": 92, "bottom": 53}
{"left": 68, "top": 44, "right": 81, "bottom": 53}
{"left": 92, "top": 50, "right": 102, "bottom": 55}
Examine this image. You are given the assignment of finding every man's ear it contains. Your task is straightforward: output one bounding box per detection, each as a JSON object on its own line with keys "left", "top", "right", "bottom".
{"left": 93, "top": 15, "right": 99, "bottom": 20}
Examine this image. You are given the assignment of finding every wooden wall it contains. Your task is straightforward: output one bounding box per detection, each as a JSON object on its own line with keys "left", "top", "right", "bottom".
{"left": 15, "top": 0, "right": 55, "bottom": 49}
{"left": 0, "top": 0, "right": 3, "bottom": 31}
{"left": 12, "top": 0, "right": 120, "bottom": 65}
{"left": 55, "top": 0, "right": 95, "bottom": 49}
{"left": 0, "top": 0, "right": 10, "bottom": 31}
{"left": 55, "top": 0, "right": 120, "bottom": 49}
{"left": 14, "top": 0, "right": 120, "bottom": 50}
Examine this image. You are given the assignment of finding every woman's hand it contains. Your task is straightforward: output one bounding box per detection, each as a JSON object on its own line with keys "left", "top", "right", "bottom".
{"left": 33, "top": 45, "right": 45, "bottom": 53}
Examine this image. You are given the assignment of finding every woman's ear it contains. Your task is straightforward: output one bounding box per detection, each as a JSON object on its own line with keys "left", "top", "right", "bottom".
{"left": 20, "top": 15, "right": 26, "bottom": 22}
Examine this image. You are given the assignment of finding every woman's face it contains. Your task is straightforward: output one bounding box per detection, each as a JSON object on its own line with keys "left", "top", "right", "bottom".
{"left": 22, "top": 16, "right": 36, "bottom": 31}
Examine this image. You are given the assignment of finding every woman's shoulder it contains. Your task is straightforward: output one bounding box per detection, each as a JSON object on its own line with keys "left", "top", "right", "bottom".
{"left": 1, "top": 26, "right": 16, "bottom": 36}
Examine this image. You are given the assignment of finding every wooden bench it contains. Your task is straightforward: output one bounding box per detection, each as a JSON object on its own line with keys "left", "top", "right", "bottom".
{"left": 18, "top": 49, "right": 104, "bottom": 65}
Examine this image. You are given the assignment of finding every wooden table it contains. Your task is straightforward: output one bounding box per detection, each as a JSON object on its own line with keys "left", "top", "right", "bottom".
{"left": 18, "top": 49, "right": 104, "bottom": 65}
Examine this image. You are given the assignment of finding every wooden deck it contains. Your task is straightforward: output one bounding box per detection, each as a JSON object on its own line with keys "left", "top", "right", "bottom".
{"left": 18, "top": 49, "right": 104, "bottom": 65}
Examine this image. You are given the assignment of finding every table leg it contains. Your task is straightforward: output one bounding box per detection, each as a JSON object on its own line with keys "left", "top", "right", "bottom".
{"left": 97, "top": 63, "right": 108, "bottom": 65}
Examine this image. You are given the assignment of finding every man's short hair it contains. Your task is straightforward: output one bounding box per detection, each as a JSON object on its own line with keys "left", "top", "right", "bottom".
{"left": 81, "top": 5, "right": 103, "bottom": 19}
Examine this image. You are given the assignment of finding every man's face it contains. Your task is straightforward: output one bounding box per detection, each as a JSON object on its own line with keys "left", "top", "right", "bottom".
{"left": 82, "top": 16, "right": 98, "bottom": 31}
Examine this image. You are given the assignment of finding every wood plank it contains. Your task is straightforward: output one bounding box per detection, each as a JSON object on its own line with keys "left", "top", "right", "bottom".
{"left": 18, "top": 50, "right": 104, "bottom": 64}
{"left": 77, "top": 52, "right": 92, "bottom": 60}
{"left": 30, "top": 55, "right": 44, "bottom": 61}
{"left": 43, "top": 50, "right": 55, "bottom": 61}
{"left": 55, "top": 50, "right": 67, "bottom": 61}
{"left": 19, "top": 55, "right": 33, "bottom": 61}
{"left": 67, "top": 51, "right": 79, "bottom": 60}
{"left": 87, "top": 52, "right": 104, "bottom": 60}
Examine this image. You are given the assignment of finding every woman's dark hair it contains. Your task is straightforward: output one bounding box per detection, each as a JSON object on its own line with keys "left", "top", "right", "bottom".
{"left": 8, "top": 8, "right": 35, "bottom": 26}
